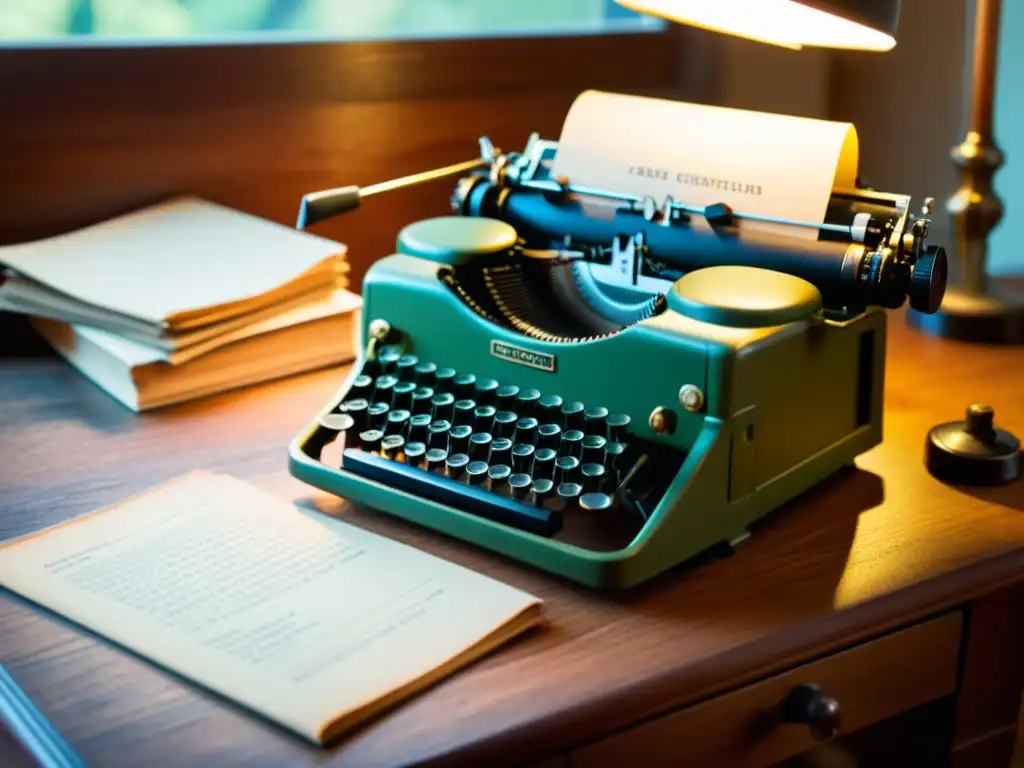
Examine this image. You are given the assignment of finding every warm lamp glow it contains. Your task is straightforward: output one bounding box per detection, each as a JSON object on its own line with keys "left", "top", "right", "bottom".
{"left": 615, "top": 0, "right": 897, "bottom": 51}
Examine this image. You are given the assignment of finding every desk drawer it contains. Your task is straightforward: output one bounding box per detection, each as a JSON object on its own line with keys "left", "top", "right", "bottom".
{"left": 570, "top": 612, "right": 963, "bottom": 768}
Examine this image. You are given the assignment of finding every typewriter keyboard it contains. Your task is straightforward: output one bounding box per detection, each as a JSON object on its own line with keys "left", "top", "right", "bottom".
{"left": 320, "top": 345, "right": 685, "bottom": 542}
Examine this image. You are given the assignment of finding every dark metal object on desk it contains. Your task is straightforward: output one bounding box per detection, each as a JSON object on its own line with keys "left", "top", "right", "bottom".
{"left": 926, "top": 404, "right": 1022, "bottom": 486}
{"left": 907, "top": 0, "right": 1024, "bottom": 343}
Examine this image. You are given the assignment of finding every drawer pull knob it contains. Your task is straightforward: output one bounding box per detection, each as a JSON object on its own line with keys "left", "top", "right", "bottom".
{"left": 779, "top": 683, "right": 842, "bottom": 740}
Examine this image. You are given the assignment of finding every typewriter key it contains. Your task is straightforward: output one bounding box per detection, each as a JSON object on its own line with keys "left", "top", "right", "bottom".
{"left": 378, "top": 346, "right": 401, "bottom": 374}
{"left": 516, "top": 388, "right": 542, "bottom": 418}
{"left": 428, "top": 419, "right": 452, "bottom": 448}
{"left": 431, "top": 392, "right": 456, "bottom": 422}
{"left": 538, "top": 394, "right": 563, "bottom": 422}
{"left": 414, "top": 361, "right": 437, "bottom": 386}
{"left": 368, "top": 402, "right": 390, "bottom": 430}
{"left": 453, "top": 399, "right": 476, "bottom": 427}
{"left": 445, "top": 452, "right": 470, "bottom": 480}
{"left": 382, "top": 434, "right": 405, "bottom": 461}
{"left": 561, "top": 401, "right": 585, "bottom": 430}
{"left": 509, "top": 473, "right": 532, "bottom": 500}
{"left": 319, "top": 412, "right": 355, "bottom": 436}
{"left": 341, "top": 398, "right": 369, "bottom": 429}
{"left": 581, "top": 463, "right": 606, "bottom": 493}
{"left": 426, "top": 447, "right": 448, "bottom": 472}
{"left": 466, "top": 461, "right": 489, "bottom": 486}
{"left": 493, "top": 411, "right": 518, "bottom": 439}
{"left": 533, "top": 448, "right": 557, "bottom": 479}
{"left": 404, "top": 441, "right": 426, "bottom": 467}
{"left": 360, "top": 429, "right": 384, "bottom": 454}
{"left": 385, "top": 409, "right": 411, "bottom": 436}
{"left": 350, "top": 374, "right": 374, "bottom": 399}
{"left": 408, "top": 413, "right": 432, "bottom": 443}
{"left": 581, "top": 435, "right": 607, "bottom": 465}
{"left": 474, "top": 378, "right": 499, "bottom": 406}
{"left": 514, "top": 417, "right": 539, "bottom": 446}
{"left": 374, "top": 375, "right": 398, "bottom": 404}
{"left": 392, "top": 381, "right": 416, "bottom": 411}
{"left": 580, "top": 492, "right": 613, "bottom": 512}
{"left": 469, "top": 432, "right": 493, "bottom": 461}
{"left": 531, "top": 478, "right": 555, "bottom": 506}
{"left": 454, "top": 372, "right": 476, "bottom": 400}
{"left": 396, "top": 354, "right": 419, "bottom": 380}
{"left": 607, "top": 414, "right": 631, "bottom": 441}
{"left": 557, "top": 482, "right": 583, "bottom": 504}
{"left": 584, "top": 406, "right": 609, "bottom": 437}
{"left": 448, "top": 424, "right": 473, "bottom": 454}
{"left": 473, "top": 405, "right": 497, "bottom": 433}
{"left": 434, "top": 367, "right": 457, "bottom": 392}
{"left": 537, "top": 423, "right": 561, "bottom": 450}
{"left": 555, "top": 455, "right": 580, "bottom": 484}
{"left": 561, "top": 429, "right": 584, "bottom": 459}
{"left": 512, "top": 443, "right": 535, "bottom": 474}
{"left": 489, "top": 437, "right": 513, "bottom": 466}
{"left": 496, "top": 384, "right": 520, "bottom": 412}
{"left": 412, "top": 386, "right": 434, "bottom": 414}
{"left": 487, "top": 464, "right": 512, "bottom": 492}
{"left": 605, "top": 441, "right": 628, "bottom": 471}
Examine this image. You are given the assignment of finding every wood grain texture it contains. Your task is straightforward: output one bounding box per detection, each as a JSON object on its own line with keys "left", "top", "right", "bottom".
{"left": 1, "top": 313, "right": 1022, "bottom": 767}
{"left": 569, "top": 612, "right": 963, "bottom": 767}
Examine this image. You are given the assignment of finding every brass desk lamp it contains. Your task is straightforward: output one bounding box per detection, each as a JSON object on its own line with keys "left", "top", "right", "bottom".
{"left": 616, "top": 0, "right": 1024, "bottom": 344}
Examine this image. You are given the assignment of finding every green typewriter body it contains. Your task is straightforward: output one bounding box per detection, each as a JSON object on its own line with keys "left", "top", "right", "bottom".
{"left": 289, "top": 132, "right": 946, "bottom": 589}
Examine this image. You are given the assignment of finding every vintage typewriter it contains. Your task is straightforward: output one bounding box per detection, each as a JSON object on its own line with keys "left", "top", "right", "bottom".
{"left": 288, "top": 125, "right": 948, "bottom": 589}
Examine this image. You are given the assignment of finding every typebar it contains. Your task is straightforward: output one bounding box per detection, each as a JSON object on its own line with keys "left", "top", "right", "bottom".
{"left": 342, "top": 448, "right": 562, "bottom": 537}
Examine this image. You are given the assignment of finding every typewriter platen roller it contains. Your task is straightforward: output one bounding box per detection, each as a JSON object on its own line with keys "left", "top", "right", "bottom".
{"left": 289, "top": 122, "right": 948, "bottom": 589}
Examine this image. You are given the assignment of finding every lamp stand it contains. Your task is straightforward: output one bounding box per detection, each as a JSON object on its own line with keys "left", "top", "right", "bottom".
{"left": 907, "top": 0, "right": 1024, "bottom": 343}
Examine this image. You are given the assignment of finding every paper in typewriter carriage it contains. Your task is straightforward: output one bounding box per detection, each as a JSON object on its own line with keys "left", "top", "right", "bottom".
{"left": 550, "top": 90, "right": 859, "bottom": 240}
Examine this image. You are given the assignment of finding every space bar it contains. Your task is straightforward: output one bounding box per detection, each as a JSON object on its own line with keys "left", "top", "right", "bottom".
{"left": 342, "top": 448, "right": 561, "bottom": 537}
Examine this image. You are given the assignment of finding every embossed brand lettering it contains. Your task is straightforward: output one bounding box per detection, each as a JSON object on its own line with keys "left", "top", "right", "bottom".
{"left": 490, "top": 340, "right": 556, "bottom": 372}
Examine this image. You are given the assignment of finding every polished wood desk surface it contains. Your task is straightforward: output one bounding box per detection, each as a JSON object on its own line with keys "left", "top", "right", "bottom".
{"left": 1, "top": 313, "right": 1022, "bottom": 767}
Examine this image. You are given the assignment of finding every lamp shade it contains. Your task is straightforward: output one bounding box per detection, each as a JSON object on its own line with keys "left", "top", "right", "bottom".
{"left": 614, "top": 0, "right": 900, "bottom": 51}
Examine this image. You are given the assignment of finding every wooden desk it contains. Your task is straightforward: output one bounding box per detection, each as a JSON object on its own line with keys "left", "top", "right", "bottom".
{"left": 1, "top": 314, "right": 1022, "bottom": 768}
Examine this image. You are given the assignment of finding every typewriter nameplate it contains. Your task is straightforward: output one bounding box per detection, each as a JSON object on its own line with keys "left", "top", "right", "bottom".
{"left": 490, "top": 340, "right": 556, "bottom": 373}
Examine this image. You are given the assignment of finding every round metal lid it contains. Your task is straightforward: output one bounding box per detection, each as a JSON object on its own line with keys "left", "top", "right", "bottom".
{"left": 397, "top": 216, "right": 517, "bottom": 265}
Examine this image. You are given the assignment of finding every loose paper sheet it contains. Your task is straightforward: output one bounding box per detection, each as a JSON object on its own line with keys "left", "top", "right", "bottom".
{"left": 550, "top": 91, "right": 859, "bottom": 239}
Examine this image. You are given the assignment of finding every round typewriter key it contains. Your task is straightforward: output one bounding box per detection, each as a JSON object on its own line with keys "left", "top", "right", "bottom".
{"left": 509, "top": 473, "right": 532, "bottom": 500}
{"left": 584, "top": 406, "right": 609, "bottom": 437}
{"left": 605, "top": 441, "right": 628, "bottom": 471}
{"left": 431, "top": 392, "right": 456, "bottom": 422}
{"left": 531, "top": 478, "right": 555, "bottom": 506}
{"left": 359, "top": 429, "right": 384, "bottom": 453}
{"left": 448, "top": 424, "right": 473, "bottom": 454}
{"left": 582, "top": 435, "right": 607, "bottom": 465}
{"left": 341, "top": 398, "right": 369, "bottom": 432}
{"left": 412, "top": 386, "right": 434, "bottom": 414}
{"left": 539, "top": 394, "right": 563, "bottom": 421}
{"left": 557, "top": 482, "right": 583, "bottom": 504}
{"left": 428, "top": 419, "right": 451, "bottom": 448}
{"left": 533, "top": 448, "right": 557, "bottom": 479}
{"left": 516, "top": 388, "right": 542, "bottom": 417}
{"left": 580, "top": 492, "right": 613, "bottom": 512}
{"left": 453, "top": 398, "right": 476, "bottom": 427}
{"left": 561, "top": 429, "right": 584, "bottom": 458}
{"left": 426, "top": 447, "right": 448, "bottom": 472}
{"left": 607, "top": 413, "right": 631, "bottom": 441}
{"left": 368, "top": 402, "right": 390, "bottom": 429}
{"left": 396, "top": 354, "right": 419, "bottom": 380}
{"left": 512, "top": 443, "right": 535, "bottom": 474}
{"left": 453, "top": 372, "right": 476, "bottom": 400}
{"left": 561, "top": 401, "right": 585, "bottom": 430}
{"left": 445, "top": 452, "right": 470, "bottom": 480}
{"left": 487, "top": 464, "right": 512, "bottom": 492}
{"left": 466, "top": 461, "right": 489, "bottom": 485}
{"left": 414, "top": 361, "right": 437, "bottom": 386}
{"left": 473, "top": 404, "right": 497, "bottom": 433}
{"left": 555, "top": 455, "right": 580, "bottom": 484}
{"left": 434, "top": 367, "right": 457, "bottom": 392}
{"left": 581, "top": 463, "right": 606, "bottom": 493}
{"left": 319, "top": 412, "right": 354, "bottom": 435}
{"left": 350, "top": 374, "right": 374, "bottom": 398}
{"left": 537, "top": 423, "right": 562, "bottom": 450}
{"left": 385, "top": 409, "right": 411, "bottom": 436}
{"left": 514, "top": 416, "right": 539, "bottom": 446}
{"left": 474, "top": 378, "right": 499, "bottom": 406}
{"left": 408, "top": 413, "right": 432, "bottom": 443}
{"left": 496, "top": 384, "right": 520, "bottom": 411}
{"left": 489, "top": 437, "right": 513, "bottom": 466}
{"left": 392, "top": 381, "right": 416, "bottom": 411}
{"left": 469, "top": 432, "right": 493, "bottom": 461}
{"left": 404, "top": 441, "right": 426, "bottom": 467}
{"left": 382, "top": 434, "right": 405, "bottom": 460}
{"left": 378, "top": 346, "right": 401, "bottom": 374}
{"left": 493, "top": 410, "right": 518, "bottom": 439}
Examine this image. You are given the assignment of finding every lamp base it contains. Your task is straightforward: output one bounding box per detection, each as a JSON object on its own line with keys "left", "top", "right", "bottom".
{"left": 906, "top": 278, "right": 1024, "bottom": 344}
